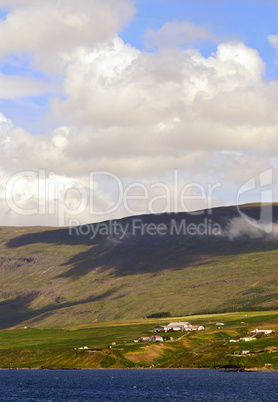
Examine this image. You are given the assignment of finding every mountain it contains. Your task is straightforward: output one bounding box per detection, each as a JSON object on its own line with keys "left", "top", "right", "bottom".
{"left": 0, "top": 203, "right": 277, "bottom": 329}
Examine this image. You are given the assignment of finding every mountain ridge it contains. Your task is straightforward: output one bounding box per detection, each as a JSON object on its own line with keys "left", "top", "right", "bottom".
{"left": 0, "top": 203, "right": 277, "bottom": 329}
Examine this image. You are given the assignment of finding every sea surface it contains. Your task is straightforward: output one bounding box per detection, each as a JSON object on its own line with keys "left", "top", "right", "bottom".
{"left": 0, "top": 369, "right": 277, "bottom": 401}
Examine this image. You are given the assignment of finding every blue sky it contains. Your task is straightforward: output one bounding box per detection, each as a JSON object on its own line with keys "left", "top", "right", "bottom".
{"left": 122, "top": 0, "right": 278, "bottom": 75}
{"left": 0, "top": 0, "right": 278, "bottom": 226}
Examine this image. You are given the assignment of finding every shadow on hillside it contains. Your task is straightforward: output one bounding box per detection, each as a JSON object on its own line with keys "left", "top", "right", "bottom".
{"left": 0, "top": 287, "right": 121, "bottom": 330}
{"left": 5, "top": 206, "right": 278, "bottom": 279}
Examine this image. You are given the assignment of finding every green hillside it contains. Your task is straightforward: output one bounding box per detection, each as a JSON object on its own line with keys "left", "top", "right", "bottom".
{"left": 0, "top": 311, "right": 277, "bottom": 369}
{"left": 0, "top": 203, "right": 277, "bottom": 329}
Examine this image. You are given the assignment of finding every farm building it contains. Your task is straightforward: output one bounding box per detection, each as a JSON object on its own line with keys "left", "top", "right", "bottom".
{"left": 167, "top": 322, "right": 191, "bottom": 331}
{"left": 184, "top": 325, "right": 205, "bottom": 331}
{"left": 153, "top": 321, "right": 205, "bottom": 333}
{"left": 138, "top": 336, "right": 150, "bottom": 342}
{"left": 250, "top": 329, "right": 274, "bottom": 335}
{"left": 150, "top": 336, "right": 163, "bottom": 342}
{"left": 154, "top": 326, "right": 169, "bottom": 333}
{"left": 170, "top": 326, "right": 182, "bottom": 332}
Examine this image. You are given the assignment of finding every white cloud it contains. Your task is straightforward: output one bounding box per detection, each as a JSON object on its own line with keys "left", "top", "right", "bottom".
{"left": 268, "top": 33, "right": 278, "bottom": 65}
{"left": 145, "top": 20, "right": 214, "bottom": 49}
{"left": 0, "top": 0, "right": 37, "bottom": 8}
{"left": 0, "top": 103, "right": 277, "bottom": 226}
{"left": 0, "top": 112, "right": 13, "bottom": 133}
{"left": 225, "top": 217, "right": 278, "bottom": 240}
{"left": 52, "top": 38, "right": 278, "bottom": 158}
{"left": 1, "top": 38, "right": 278, "bottom": 178}
{"left": 0, "top": 0, "right": 135, "bottom": 74}
{"left": 0, "top": 1, "right": 278, "bottom": 226}
{"left": 0, "top": 72, "right": 59, "bottom": 99}
{"left": 268, "top": 33, "right": 278, "bottom": 51}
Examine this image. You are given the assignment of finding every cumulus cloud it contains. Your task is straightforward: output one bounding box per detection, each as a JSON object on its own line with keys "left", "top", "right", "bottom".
{"left": 268, "top": 33, "right": 278, "bottom": 60}
{"left": 268, "top": 33, "right": 278, "bottom": 48}
{"left": 0, "top": 0, "right": 37, "bottom": 8}
{"left": 0, "top": 72, "right": 59, "bottom": 99}
{"left": 0, "top": 0, "right": 278, "bottom": 226}
{"left": 0, "top": 107, "right": 276, "bottom": 226}
{"left": 145, "top": 20, "right": 214, "bottom": 49}
{"left": 53, "top": 37, "right": 278, "bottom": 158}
{"left": 0, "top": 112, "right": 12, "bottom": 133}
{"left": 0, "top": 0, "right": 135, "bottom": 73}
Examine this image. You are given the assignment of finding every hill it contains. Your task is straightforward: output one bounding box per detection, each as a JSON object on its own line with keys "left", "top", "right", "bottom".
{"left": 0, "top": 311, "right": 277, "bottom": 369}
{"left": 0, "top": 203, "right": 278, "bottom": 329}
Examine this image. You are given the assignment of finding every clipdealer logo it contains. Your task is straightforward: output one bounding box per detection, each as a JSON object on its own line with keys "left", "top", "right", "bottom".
{"left": 4, "top": 168, "right": 275, "bottom": 234}
{"left": 4, "top": 170, "right": 221, "bottom": 226}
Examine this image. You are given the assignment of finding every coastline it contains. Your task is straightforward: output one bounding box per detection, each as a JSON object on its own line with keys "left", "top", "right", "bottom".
{"left": 1, "top": 311, "right": 277, "bottom": 372}
{"left": 1, "top": 367, "right": 277, "bottom": 372}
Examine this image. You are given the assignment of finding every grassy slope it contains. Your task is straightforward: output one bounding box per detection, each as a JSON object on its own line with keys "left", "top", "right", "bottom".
{"left": 0, "top": 204, "right": 277, "bottom": 329}
{"left": 0, "top": 311, "right": 277, "bottom": 369}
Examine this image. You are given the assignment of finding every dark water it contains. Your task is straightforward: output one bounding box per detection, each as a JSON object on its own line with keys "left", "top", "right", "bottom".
{"left": 0, "top": 369, "right": 277, "bottom": 401}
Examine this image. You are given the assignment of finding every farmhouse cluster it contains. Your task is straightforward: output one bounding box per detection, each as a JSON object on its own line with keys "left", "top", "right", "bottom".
{"left": 154, "top": 321, "right": 204, "bottom": 333}
{"left": 133, "top": 321, "right": 205, "bottom": 343}
{"left": 229, "top": 328, "right": 275, "bottom": 343}
{"left": 133, "top": 321, "right": 275, "bottom": 344}
{"left": 250, "top": 329, "right": 274, "bottom": 335}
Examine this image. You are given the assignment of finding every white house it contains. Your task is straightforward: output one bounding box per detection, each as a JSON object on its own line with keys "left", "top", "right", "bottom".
{"left": 150, "top": 336, "right": 163, "bottom": 342}
{"left": 190, "top": 325, "right": 205, "bottom": 331}
{"left": 138, "top": 336, "right": 150, "bottom": 342}
{"left": 184, "top": 325, "right": 205, "bottom": 331}
{"left": 250, "top": 329, "right": 274, "bottom": 335}
{"left": 167, "top": 322, "right": 191, "bottom": 331}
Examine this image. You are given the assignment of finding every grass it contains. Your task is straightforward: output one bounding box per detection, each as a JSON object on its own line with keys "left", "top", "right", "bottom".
{"left": 0, "top": 311, "right": 277, "bottom": 369}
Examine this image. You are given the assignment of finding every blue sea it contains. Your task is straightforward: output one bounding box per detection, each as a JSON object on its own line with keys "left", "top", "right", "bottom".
{"left": 0, "top": 369, "right": 277, "bottom": 401}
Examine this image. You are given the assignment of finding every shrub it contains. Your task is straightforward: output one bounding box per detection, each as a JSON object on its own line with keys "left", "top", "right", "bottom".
{"left": 146, "top": 312, "right": 171, "bottom": 319}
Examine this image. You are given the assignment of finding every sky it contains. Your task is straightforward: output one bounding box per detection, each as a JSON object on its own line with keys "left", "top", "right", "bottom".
{"left": 0, "top": 0, "right": 278, "bottom": 226}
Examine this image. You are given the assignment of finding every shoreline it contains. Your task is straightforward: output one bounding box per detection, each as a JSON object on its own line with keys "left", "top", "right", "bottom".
{"left": 1, "top": 311, "right": 276, "bottom": 372}
{"left": 0, "top": 367, "right": 277, "bottom": 372}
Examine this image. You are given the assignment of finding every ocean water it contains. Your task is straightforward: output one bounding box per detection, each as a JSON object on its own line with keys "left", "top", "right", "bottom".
{"left": 0, "top": 369, "right": 277, "bottom": 401}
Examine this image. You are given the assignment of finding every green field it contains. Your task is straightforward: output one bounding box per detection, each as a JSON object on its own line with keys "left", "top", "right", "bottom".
{"left": 0, "top": 311, "right": 277, "bottom": 369}
{"left": 0, "top": 204, "right": 278, "bottom": 329}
